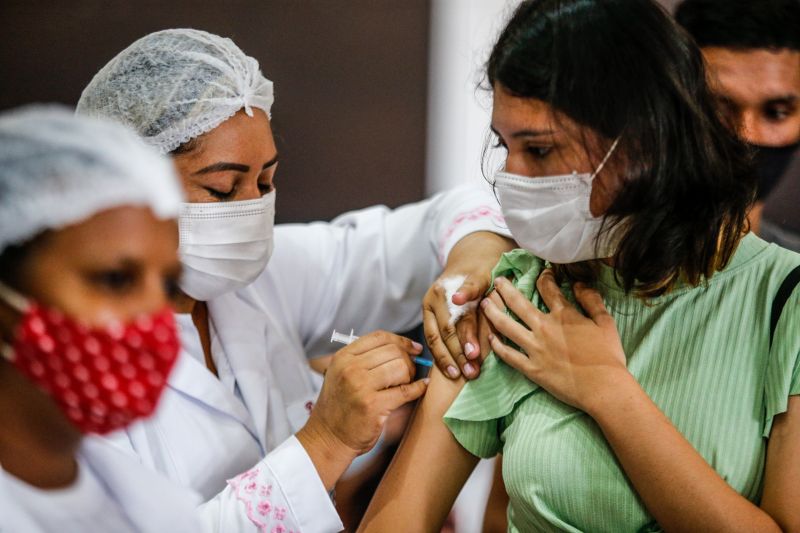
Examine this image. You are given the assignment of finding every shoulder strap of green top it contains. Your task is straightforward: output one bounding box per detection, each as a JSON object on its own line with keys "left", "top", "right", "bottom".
{"left": 770, "top": 264, "right": 800, "bottom": 348}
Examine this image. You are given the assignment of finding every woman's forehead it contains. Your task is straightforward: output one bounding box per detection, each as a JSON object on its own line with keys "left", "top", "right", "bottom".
{"left": 39, "top": 206, "right": 178, "bottom": 264}
{"left": 183, "top": 109, "right": 275, "bottom": 163}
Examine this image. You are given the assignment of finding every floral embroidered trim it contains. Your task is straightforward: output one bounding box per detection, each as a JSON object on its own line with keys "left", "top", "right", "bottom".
{"left": 438, "top": 206, "right": 506, "bottom": 264}
{"left": 227, "top": 467, "right": 300, "bottom": 533}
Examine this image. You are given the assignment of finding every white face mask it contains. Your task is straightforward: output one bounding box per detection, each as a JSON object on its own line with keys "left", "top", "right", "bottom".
{"left": 494, "top": 139, "right": 620, "bottom": 264}
{"left": 178, "top": 190, "right": 276, "bottom": 301}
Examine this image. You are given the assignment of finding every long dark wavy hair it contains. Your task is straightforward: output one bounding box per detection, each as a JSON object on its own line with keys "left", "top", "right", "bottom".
{"left": 487, "top": 0, "right": 756, "bottom": 298}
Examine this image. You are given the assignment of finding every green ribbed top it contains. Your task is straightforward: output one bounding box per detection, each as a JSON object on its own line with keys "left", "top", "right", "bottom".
{"left": 444, "top": 234, "right": 800, "bottom": 532}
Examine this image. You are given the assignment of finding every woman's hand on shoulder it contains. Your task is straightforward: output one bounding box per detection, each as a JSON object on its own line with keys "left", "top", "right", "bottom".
{"left": 481, "top": 269, "right": 631, "bottom": 414}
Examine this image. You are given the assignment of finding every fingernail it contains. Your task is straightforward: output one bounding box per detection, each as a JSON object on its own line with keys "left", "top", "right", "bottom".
{"left": 488, "top": 333, "right": 495, "bottom": 341}
{"left": 481, "top": 299, "right": 489, "bottom": 308}
{"left": 464, "top": 363, "right": 476, "bottom": 375}
{"left": 412, "top": 341, "right": 423, "bottom": 351}
{"left": 422, "top": 378, "right": 430, "bottom": 385}
{"left": 465, "top": 342, "right": 476, "bottom": 355}
{"left": 447, "top": 365, "right": 460, "bottom": 378}
{"left": 494, "top": 277, "right": 504, "bottom": 285}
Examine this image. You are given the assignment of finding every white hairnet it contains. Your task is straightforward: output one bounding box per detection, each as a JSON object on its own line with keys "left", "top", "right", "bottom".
{"left": 76, "top": 28, "right": 274, "bottom": 154}
{"left": 0, "top": 105, "right": 183, "bottom": 254}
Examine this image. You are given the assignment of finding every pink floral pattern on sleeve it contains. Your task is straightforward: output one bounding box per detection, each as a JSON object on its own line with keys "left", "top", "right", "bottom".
{"left": 437, "top": 206, "right": 506, "bottom": 264}
{"left": 227, "top": 467, "right": 301, "bottom": 533}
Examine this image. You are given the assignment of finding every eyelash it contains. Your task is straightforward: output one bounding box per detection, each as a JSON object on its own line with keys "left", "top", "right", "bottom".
{"left": 205, "top": 179, "right": 273, "bottom": 200}
{"left": 205, "top": 187, "right": 235, "bottom": 200}
{"left": 90, "top": 268, "right": 184, "bottom": 299}
{"left": 764, "top": 106, "right": 793, "bottom": 122}
{"left": 492, "top": 138, "right": 551, "bottom": 159}
{"left": 90, "top": 269, "right": 136, "bottom": 293}
{"left": 527, "top": 146, "right": 552, "bottom": 158}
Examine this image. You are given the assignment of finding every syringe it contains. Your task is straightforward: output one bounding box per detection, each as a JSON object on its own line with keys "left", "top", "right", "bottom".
{"left": 330, "top": 329, "right": 433, "bottom": 367}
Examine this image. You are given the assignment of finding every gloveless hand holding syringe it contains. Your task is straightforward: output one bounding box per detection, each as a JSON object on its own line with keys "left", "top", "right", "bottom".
{"left": 330, "top": 329, "right": 433, "bottom": 367}
{"left": 330, "top": 276, "right": 479, "bottom": 368}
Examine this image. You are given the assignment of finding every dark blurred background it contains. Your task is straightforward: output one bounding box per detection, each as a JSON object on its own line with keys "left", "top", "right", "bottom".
{"left": 0, "top": 0, "right": 430, "bottom": 223}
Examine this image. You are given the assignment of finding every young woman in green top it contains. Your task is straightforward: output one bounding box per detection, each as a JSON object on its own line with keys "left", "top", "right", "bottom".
{"left": 359, "top": 0, "right": 800, "bottom": 531}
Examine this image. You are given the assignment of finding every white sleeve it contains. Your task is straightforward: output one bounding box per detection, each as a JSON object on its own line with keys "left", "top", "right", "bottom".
{"left": 252, "top": 185, "right": 508, "bottom": 359}
{"left": 197, "top": 436, "right": 343, "bottom": 533}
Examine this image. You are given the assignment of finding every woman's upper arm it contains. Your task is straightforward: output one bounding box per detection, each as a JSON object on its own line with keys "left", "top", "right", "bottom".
{"left": 358, "top": 367, "right": 479, "bottom": 533}
{"left": 761, "top": 395, "right": 800, "bottom": 532}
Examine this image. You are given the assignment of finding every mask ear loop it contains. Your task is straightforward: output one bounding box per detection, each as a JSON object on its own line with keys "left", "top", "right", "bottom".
{"left": 0, "top": 281, "right": 29, "bottom": 361}
{"left": 0, "top": 343, "right": 12, "bottom": 361}
{"left": 0, "top": 281, "right": 30, "bottom": 314}
{"left": 590, "top": 137, "right": 621, "bottom": 179}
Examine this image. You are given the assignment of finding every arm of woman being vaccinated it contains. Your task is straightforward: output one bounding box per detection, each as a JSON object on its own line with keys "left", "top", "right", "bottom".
{"left": 357, "top": 366, "right": 480, "bottom": 533}
{"left": 256, "top": 186, "right": 512, "bottom": 369}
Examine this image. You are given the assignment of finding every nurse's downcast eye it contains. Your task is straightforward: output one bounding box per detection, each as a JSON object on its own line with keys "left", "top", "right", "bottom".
{"left": 194, "top": 161, "right": 245, "bottom": 201}
{"left": 257, "top": 180, "right": 274, "bottom": 196}
{"left": 205, "top": 186, "right": 236, "bottom": 200}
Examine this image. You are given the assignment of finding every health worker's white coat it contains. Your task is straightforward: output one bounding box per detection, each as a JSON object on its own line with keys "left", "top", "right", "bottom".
{"left": 0, "top": 437, "right": 202, "bottom": 533}
{"left": 0, "top": 434, "right": 339, "bottom": 532}
{"left": 99, "top": 186, "right": 508, "bottom": 531}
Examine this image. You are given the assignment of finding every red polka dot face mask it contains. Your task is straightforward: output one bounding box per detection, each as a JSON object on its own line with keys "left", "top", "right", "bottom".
{"left": 0, "top": 283, "right": 180, "bottom": 435}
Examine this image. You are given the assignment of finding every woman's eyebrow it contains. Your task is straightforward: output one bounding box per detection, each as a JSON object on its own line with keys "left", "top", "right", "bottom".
{"left": 193, "top": 155, "right": 280, "bottom": 175}
{"left": 511, "top": 128, "right": 555, "bottom": 139}
{"left": 490, "top": 126, "right": 555, "bottom": 139}
{"left": 193, "top": 162, "right": 250, "bottom": 175}
{"left": 262, "top": 153, "right": 279, "bottom": 170}
{"left": 764, "top": 95, "right": 798, "bottom": 107}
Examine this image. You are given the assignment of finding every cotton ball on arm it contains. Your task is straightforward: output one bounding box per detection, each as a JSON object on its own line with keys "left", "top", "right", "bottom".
{"left": 439, "top": 275, "right": 479, "bottom": 326}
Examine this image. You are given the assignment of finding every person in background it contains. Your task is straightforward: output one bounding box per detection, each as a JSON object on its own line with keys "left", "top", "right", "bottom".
{"left": 75, "top": 28, "right": 512, "bottom": 529}
{"left": 0, "top": 106, "right": 198, "bottom": 532}
{"left": 359, "top": 0, "right": 800, "bottom": 531}
{"left": 676, "top": 0, "right": 800, "bottom": 251}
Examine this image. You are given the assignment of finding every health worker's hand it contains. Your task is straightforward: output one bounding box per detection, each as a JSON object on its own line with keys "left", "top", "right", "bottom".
{"left": 481, "top": 270, "right": 629, "bottom": 413}
{"left": 423, "top": 231, "right": 515, "bottom": 380}
{"left": 296, "top": 330, "right": 428, "bottom": 490}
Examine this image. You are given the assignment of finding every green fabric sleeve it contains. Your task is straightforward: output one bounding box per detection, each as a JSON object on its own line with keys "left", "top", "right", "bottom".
{"left": 786, "top": 290, "right": 800, "bottom": 397}
{"left": 443, "top": 250, "right": 547, "bottom": 458}
{"left": 444, "top": 353, "right": 539, "bottom": 457}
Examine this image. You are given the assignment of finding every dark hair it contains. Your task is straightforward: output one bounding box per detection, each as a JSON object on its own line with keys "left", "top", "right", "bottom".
{"left": 488, "top": 0, "right": 756, "bottom": 297}
{"left": 0, "top": 235, "right": 46, "bottom": 289}
{"left": 169, "top": 136, "right": 200, "bottom": 156}
{"left": 675, "top": 0, "right": 800, "bottom": 52}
